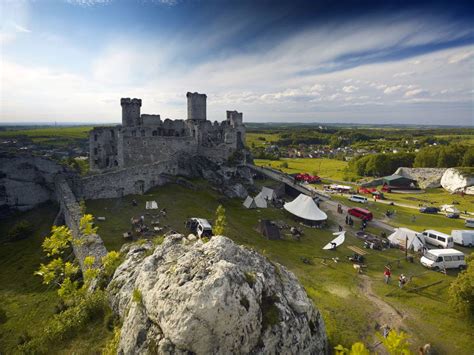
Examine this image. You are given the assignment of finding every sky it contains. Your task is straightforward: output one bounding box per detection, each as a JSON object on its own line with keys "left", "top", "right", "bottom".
{"left": 0, "top": 0, "right": 473, "bottom": 125}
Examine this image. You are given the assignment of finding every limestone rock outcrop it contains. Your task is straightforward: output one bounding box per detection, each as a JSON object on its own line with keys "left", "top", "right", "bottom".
{"left": 108, "top": 234, "right": 327, "bottom": 354}
{"left": 394, "top": 167, "right": 446, "bottom": 189}
{"left": 441, "top": 168, "right": 474, "bottom": 195}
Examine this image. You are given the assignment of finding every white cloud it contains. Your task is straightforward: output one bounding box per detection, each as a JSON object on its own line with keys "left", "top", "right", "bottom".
{"left": 448, "top": 50, "right": 474, "bottom": 64}
{"left": 343, "top": 85, "right": 358, "bottom": 93}
{"left": 383, "top": 85, "right": 404, "bottom": 94}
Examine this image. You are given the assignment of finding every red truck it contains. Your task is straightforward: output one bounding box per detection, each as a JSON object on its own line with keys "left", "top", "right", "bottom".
{"left": 295, "top": 173, "right": 321, "bottom": 183}
{"left": 348, "top": 207, "right": 373, "bottom": 221}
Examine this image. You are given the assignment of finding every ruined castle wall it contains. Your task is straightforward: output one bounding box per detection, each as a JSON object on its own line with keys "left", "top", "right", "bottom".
{"left": 55, "top": 179, "right": 107, "bottom": 270}
{"left": 89, "top": 126, "right": 121, "bottom": 172}
{"left": 81, "top": 160, "right": 179, "bottom": 200}
{"left": 122, "top": 136, "right": 197, "bottom": 167}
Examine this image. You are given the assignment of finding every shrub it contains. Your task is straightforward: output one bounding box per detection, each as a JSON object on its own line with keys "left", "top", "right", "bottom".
{"left": 0, "top": 307, "right": 7, "bottom": 324}
{"left": 102, "top": 326, "right": 121, "bottom": 355}
{"left": 7, "top": 220, "right": 33, "bottom": 242}
{"left": 279, "top": 162, "right": 289, "bottom": 168}
{"left": 152, "top": 235, "right": 165, "bottom": 246}
{"left": 244, "top": 271, "right": 256, "bottom": 287}
{"left": 132, "top": 288, "right": 143, "bottom": 305}
{"left": 449, "top": 252, "right": 474, "bottom": 319}
{"left": 213, "top": 205, "right": 226, "bottom": 235}
{"left": 102, "top": 251, "right": 122, "bottom": 278}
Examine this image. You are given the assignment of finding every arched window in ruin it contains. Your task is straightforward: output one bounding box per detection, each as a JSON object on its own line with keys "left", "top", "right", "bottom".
{"left": 94, "top": 148, "right": 98, "bottom": 155}
{"left": 110, "top": 130, "right": 115, "bottom": 139}
{"left": 94, "top": 134, "right": 98, "bottom": 141}
{"left": 141, "top": 130, "right": 146, "bottom": 137}
{"left": 152, "top": 130, "right": 158, "bottom": 136}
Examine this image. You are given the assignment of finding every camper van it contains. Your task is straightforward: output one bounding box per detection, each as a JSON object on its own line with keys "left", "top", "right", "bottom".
{"left": 348, "top": 195, "right": 368, "bottom": 204}
{"left": 421, "top": 230, "right": 454, "bottom": 248}
{"left": 465, "top": 218, "right": 474, "bottom": 228}
{"left": 420, "top": 249, "right": 466, "bottom": 270}
{"left": 186, "top": 218, "right": 213, "bottom": 238}
{"left": 451, "top": 230, "right": 474, "bottom": 247}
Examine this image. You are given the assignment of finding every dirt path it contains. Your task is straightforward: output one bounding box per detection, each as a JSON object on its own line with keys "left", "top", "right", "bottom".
{"left": 359, "top": 275, "right": 405, "bottom": 330}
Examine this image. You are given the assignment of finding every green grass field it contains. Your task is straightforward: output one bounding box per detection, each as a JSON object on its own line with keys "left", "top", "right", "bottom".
{"left": 0, "top": 126, "right": 93, "bottom": 147}
{"left": 0, "top": 203, "right": 112, "bottom": 353}
{"left": 245, "top": 132, "right": 280, "bottom": 148}
{"left": 86, "top": 180, "right": 474, "bottom": 353}
{"left": 255, "top": 158, "right": 349, "bottom": 181}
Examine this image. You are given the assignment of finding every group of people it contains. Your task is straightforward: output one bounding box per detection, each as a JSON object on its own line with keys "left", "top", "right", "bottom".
{"left": 383, "top": 267, "right": 408, "bottom": 288}
{"left": 345, "top": 215, "right": 354, "bottom": 227}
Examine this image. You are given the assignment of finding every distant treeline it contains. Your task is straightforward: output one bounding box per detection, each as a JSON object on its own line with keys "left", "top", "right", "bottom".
{"left": 349, "top": 144, "right": 474, "bottom": 177}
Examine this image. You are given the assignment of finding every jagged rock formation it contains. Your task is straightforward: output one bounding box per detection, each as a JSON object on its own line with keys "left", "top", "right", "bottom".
{"left": 108, "top": 234, "right": 327, "bottom": 354}
{"left": 441, "top": 168, "right": 474, "bottom": 195}
{"left": 394, "top": 167, "right": 446, "bottom": 189}
{"left": 0, "top": 153, "right": 75, "bottom": 214}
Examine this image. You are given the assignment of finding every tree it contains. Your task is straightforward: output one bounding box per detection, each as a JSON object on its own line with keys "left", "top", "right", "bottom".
{"left": 41, "top": 225, "right": 72, "bottom": 257}
{"left": 213, "top": 205, "right": 227, "bottom": 235}
{"left": 462, "top": 147, "right": 474, "bottom": 167}
{"left": 449, "top": 252, "right": 474, "bottom": 319}
{"left": 80, "top": 214, "right": 98, "bottom": 235}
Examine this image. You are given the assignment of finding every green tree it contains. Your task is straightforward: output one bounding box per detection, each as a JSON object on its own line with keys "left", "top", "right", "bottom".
{"left": 80, "top": 214, "right": 98, "bottom": 235}
{"left": 213, "top": 205, "right": 227, "bottom": 236}
{"left": 462, "top": 147, "right": 474, "bottom": 167}
{"left": 448, "top": 252, "right": 474, "bottom": 319}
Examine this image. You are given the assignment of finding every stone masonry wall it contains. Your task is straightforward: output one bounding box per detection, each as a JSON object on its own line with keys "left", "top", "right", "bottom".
{"left": 55, "top": 178, "right": 107, "bottom": 270}
{"left": 80, "top": 159, "right": 179, "bottom": 200}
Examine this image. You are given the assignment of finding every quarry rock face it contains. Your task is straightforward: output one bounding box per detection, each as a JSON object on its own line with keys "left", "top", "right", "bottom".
{"left": 441, "top": 168, "right": 474, "bottom": 195}
{"left": 395, "top": 167, "right": 446, "bottom": 189}
{"left": 108, "top": 234, "right": 327, "bottom": 354}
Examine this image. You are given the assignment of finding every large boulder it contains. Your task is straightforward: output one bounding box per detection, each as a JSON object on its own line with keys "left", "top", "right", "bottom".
{"left": 108, "top": 235, "right": 327, "bottom": 354}
{"left": 394, "top": 167, "right": 446, "bottom": 189}
{"left": 441, "top": 168, "right": 474, "bottom": 195}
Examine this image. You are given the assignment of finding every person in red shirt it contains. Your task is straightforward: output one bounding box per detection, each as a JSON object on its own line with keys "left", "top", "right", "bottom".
{"left": 384, "top": 267, "right": 392, "bottom": 284}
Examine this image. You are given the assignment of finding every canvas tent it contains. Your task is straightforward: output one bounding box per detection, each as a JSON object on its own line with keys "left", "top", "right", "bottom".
{"left": 254, "top": 193, "right": 268, "bottom": 208}
{"left": 257, "top": 220, "right": 281, "bottom": 240}
{"left": 259, "top": 187, "right": 277, "bottom": 201}
{"left": 243, "top": 195, "right": 267, "bottom": 209}
{"left": 243, "top": 196, "right": 257, "bottom": 209}
{"left": 388, "top": 228, "right": 424, "bottom": 252}
{"left": 146, "top": 201, "right": 158, "bottom": 210}
{"left": 284, "top": 194, "right": 327, "bottom": 223}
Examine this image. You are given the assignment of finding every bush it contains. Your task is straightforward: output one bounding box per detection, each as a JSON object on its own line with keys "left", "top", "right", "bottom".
{"left": 7, "top": 220, "right": 33, "bottom": 242}
{"left": 279, "top": 162, "right": 289, "bottom": 169}
{"left": 449, "top": 252, "right": 474, "bottom": 319}
{"left": 19, "top": 291, "right": 107, "bottom": 353}
{"left": 132, "top": 288, "right": 143, "bottom": 304}
{"left": 0, "top": 307, "right": 7, "bottom": 324}
{"left": 102, "top": 326, "right": 121, "bottom": 355}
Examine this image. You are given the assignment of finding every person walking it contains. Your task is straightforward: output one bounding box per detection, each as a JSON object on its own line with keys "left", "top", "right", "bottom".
{"left": 398, "top": 274, "right": 406, "bottom": 288}
{"left": 384, "top": 267, "right": 391, "bottom": 284}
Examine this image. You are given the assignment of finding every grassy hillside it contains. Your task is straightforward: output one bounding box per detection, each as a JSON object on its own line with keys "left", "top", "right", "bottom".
{"left": 86, "top": 180, "right": 474, "bottom": 353}
{"left": 0, "top": 204, "right": 112, "bottom": 354}
{"left": 255, "top": 158, "right": 349, "bottom": 181}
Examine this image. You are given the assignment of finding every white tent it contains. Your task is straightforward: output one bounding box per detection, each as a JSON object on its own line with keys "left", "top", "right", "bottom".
{"left": 254, "top": 193, "right": 268, "bottom": 208}
{"left": 388, "top": 228, "right": 424, "bottom": 252}
{"left": 283, "top": 194, "right": 327, "bottom": 221}
{"left": 243, "top": 196, "right": 257, "bottom": 209}
{"left": 146, "top": 201, "right": 158, "bottom": 210}
{"left": 260, "top": 187, "right": 277, "bottom": 201}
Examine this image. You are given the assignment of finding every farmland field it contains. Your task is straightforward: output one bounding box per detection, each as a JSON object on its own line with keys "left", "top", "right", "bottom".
{"left": 255, "top": 158, "right": 349, "bottom": 181}
{"left": 0, "top": 126, "right": 93, "bottom": 147}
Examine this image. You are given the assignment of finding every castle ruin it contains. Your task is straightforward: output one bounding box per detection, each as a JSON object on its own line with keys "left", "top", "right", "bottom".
{"left": 89, "top": 92, "right": 246, "bottom": 172}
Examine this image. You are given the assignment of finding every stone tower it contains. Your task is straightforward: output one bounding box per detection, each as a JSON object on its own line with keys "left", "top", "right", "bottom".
{"left": 121, "top": 98, "right": 142, "bottom": 127}
{"left": 186, "top": 92, "right": 207, "bottom": 121}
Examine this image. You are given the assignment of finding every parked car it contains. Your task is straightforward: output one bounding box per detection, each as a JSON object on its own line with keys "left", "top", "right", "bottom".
{"left": 419, "top": 206, "right": 439, "bottom": 214}
{"left": 185, "top": 218, "right": 213, "bottom": 237}
{"left": 420, "top": 249, "right": 466, "bottom": 270}
{"left": 446, "top": 212, "right": 460, "bottom": 219}
{"left": 452, "top": 230, "right": 474, "bottom": 247}
{"left": 348, "top": 207, "right": 373, "bottom": 221}
{"left": 421, "top": 230, "right": 454, "bottom": 248}
{"left": 348, "top": 195, "right": 368, "bottom": 204}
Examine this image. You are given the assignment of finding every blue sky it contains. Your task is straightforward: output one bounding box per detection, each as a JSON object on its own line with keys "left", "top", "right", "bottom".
{"left": 1, "top": 0, "right": 473, "bottom": 125}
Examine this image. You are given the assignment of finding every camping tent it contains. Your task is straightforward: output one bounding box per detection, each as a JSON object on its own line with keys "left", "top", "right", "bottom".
{"left": 243, "top": 196, "right": 257, "bottom": 209}
{"left": 146, "top": 201, "right": 158, "bottom": 210}
{"left": 254, "top": 193, "right": 268, "bottom": 208}
{"left": 283, "top": 194, "right": 327, "bottom": 223}
{"left": 388, "top": 228, "right": 424, "bottom": 252}
{"left": 259, "top": 187, "right": 277, "bottom": 201}
{"left": 257, "top": 220, "right": 281, "bottom": 240}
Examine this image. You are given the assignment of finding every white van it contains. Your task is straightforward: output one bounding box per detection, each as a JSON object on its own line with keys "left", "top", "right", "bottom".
{"left": 465, "top": 218, "right": 474, "bottom": 228}
{"left": 421, "top": 230, "right": 454, "bottom": 248}
{"left": 349, "top": 195, "right": 368, "bottom": 204}
{"left": 452, "top": 230, "right": 474, "bottom": 247}
{"left": 420, "top": 249, "right": 466, "bottom": 270}
{"left": 186, "top": 218, "right": 213, "bottom": 238}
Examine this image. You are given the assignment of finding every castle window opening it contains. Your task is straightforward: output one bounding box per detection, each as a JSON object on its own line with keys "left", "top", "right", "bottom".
{"left": 106, "top": 157, "right": 110, "bottom": 166}
{"left": 141, "top": 130, "right": 145, "bottom": 137}
{"left": 94, "top": 134, "right": 98, "bottom": 142}
{"left": 94, "top": 148, "right": 98, "bottom": 155}
{"left": 110, "top": 130, "right": 115, "bottom": 139}
{"left": 152, "top": 130, "right": 158, "bottom": 136}
{"left": 132, "top": 130, "right": 136, "bottom": 137}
